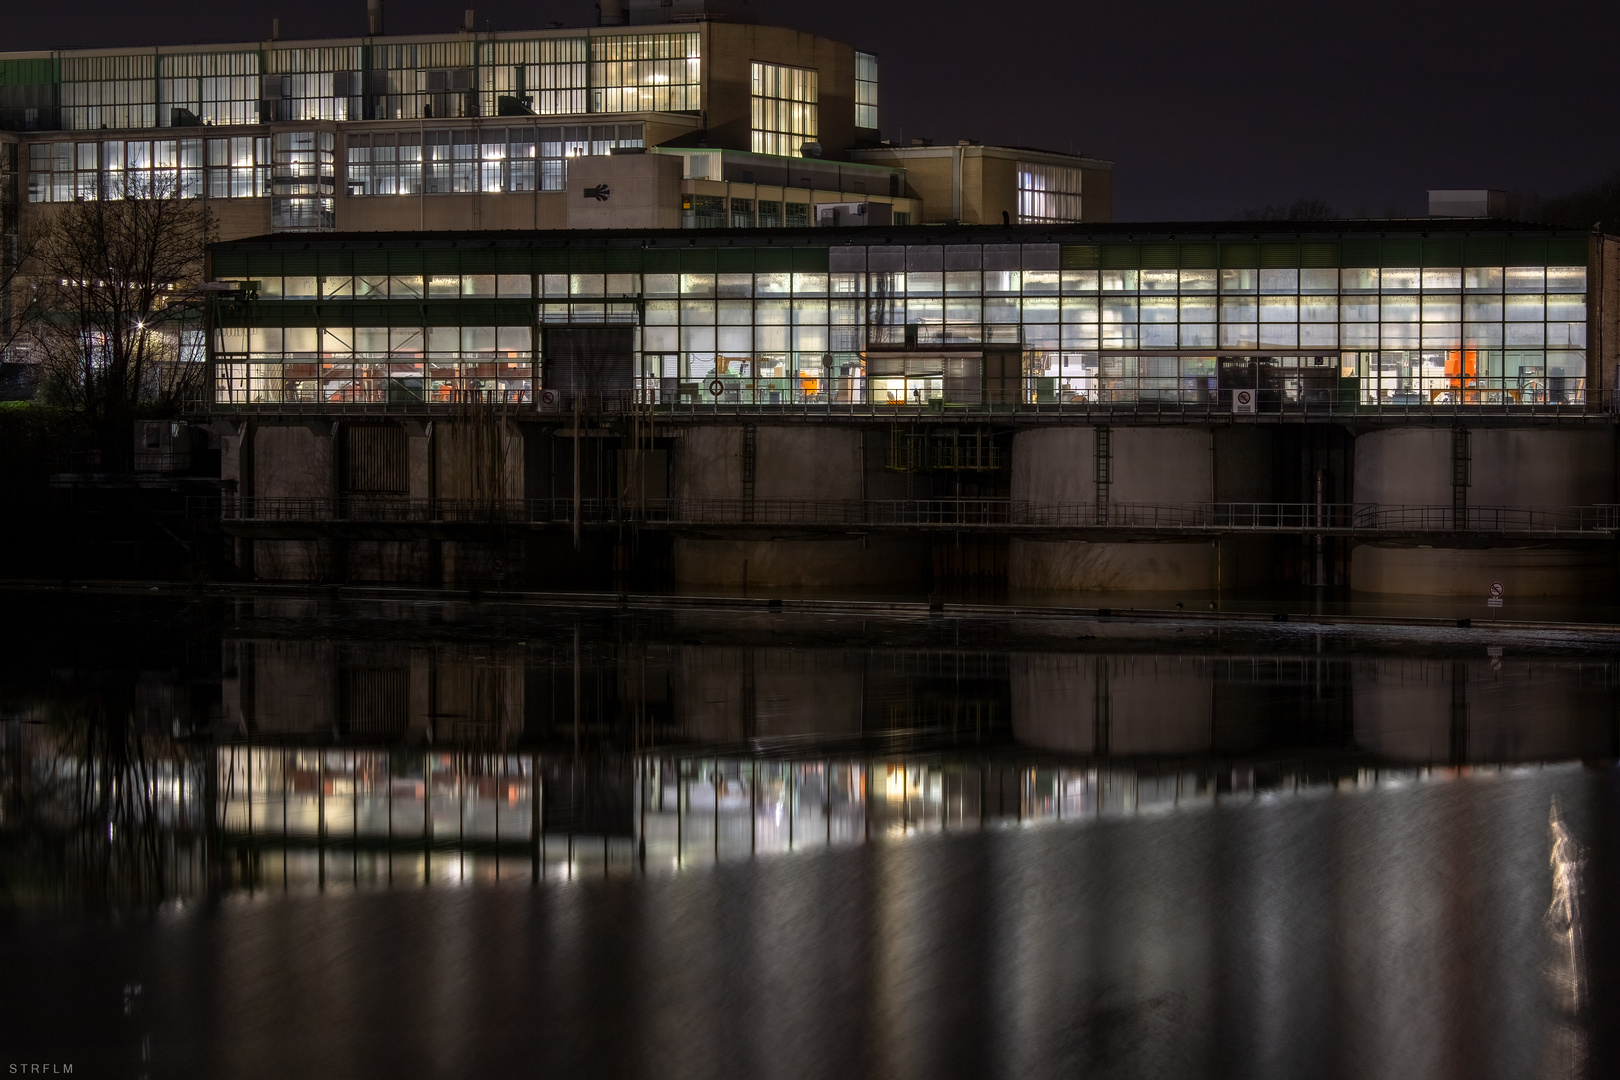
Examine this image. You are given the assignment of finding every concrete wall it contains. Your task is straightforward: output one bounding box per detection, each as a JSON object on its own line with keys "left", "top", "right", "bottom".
{"left": 1469, "top": 429, "right": 1614, "bottom": 506}
{"left": 676, "top": 646, "right": 863, "bottom": 742}
{"left": 702, "top": 24, "right": 856, "bottom": 157}
{"left": 253, "top": 423, "right": 334, "bottom": 581}
{"left": 1010, "top": 653, "right": 1213, "bottom": 755}
{"left": 669, "top": 425, "right": 915, "bottom": 588}
{"left": 1009, "top": 426, "right": 1218, "bottom": 591}
{"left": 434, "top": 420, "right": 523, "bottom": 502}
{"left": 1009, "top": 540, "right": 1218, "bottom": 592}
{"left": 1353, "top": 658, "right": 1615, "bottom": 762}
{"left": 1350, "top": 544, "right": 1609, "bottom": 597}
{"left": 1352, "top": 427, "right": 1616, "bottom": 596}
{"left": 566, "top": 154, "right": 683, "bottom": 230}
{"left": 854, "top": 146, "right": 1114, "bottom": 224}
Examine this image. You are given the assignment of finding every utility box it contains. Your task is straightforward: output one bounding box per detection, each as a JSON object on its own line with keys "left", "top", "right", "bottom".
{"left": 1428, "top": 189, "right": 1507, "bottom": 218}
{"left": 815, "top": 201, "right": 892, "bottom": 227}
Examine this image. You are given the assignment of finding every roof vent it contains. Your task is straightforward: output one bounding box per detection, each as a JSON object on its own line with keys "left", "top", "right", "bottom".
{"left": 1428, "top": 189, "right": 1507, "bottom": 219}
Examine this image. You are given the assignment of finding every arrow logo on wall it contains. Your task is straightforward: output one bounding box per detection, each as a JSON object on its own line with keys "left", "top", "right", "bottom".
{"left": 584, "top": 184, "right": 611, "bottom": 202}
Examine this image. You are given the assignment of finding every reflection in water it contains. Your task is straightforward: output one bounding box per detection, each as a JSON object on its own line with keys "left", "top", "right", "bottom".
{"left": 2, "top": 598, "right": 1619, "bottom": 1077}
{"left": 1544, "top": 800, "right": 1588, "bottom": 1079}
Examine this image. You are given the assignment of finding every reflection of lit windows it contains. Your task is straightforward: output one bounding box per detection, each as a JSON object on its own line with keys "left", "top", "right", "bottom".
{"left": 751, "top": 62, "right": 818, "bottom": 157}
{"left": 855, "top": 52, "right": 878, "bottom": 130}
{"left": 1017, "top": 163, "right": 1083, "bottom": 224}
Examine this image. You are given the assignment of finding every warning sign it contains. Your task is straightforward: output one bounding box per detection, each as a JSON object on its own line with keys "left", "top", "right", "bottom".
{"left": 1232, "top": 388, "right": 1257, "bottom": 415}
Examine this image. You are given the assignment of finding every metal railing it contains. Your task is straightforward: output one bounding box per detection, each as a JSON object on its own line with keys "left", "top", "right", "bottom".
{"left": 213, "top": 497, "right": 1620, "bottom": 537}
{"left": 200, "top": 379, "right": 1616, "bottom": 420}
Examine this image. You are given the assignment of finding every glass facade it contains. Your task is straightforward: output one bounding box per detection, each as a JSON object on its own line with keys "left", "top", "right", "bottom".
{"left": 158, "top": 51, "right": 262, "bottom": 126}
{"left": 28, "top": 137, "right": 207, "bottom": 200}
{"left": 213, "top": 234, "right": 1591, "bottom": 409}
{"left": 270, "top": 130, "right": 335, "bottom": 231}
{"left": 345, "top": 123, "right": 641, "bottom": 197}
{"left": 266, "top": 46, "right": 362, "bottom": 122}
{"left": 1017, "top": 163, "right": 1083, "bottom": 225}
{"left": 2, "top": 33, "right": 699, "bottom": 133}
{"left": 750, "top": 61, "right": 818, "bottom": 157}
{"left": 589, "top": 33, "right": 701, "bottom": 114}
{"left": 478, "top": 38, "right": 588, "bottom": 117}
{"left": 855, "top": 52, "right": 878, "bottom": 131}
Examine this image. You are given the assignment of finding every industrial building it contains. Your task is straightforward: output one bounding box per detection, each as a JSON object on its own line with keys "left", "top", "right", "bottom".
{"left": 0, "top": 1, "right": 1110, "bottom": 243}
{"left": 202, "top": 218, "right": 1620, "bottom": 601}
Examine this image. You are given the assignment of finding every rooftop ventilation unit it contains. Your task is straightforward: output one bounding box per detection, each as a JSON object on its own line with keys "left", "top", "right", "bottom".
{"left": 1428, "top": 189, "right": 1507, "bottom": 219}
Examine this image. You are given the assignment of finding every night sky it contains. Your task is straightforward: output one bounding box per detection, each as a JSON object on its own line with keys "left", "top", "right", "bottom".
{"left": 8, "top": 0, "right": 1617, "bottom": 220}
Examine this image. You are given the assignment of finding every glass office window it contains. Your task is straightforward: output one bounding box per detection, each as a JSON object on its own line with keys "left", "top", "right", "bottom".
{"left": 346, "top": 123, "right": 636, "bottom": 196}
{"left": 267, "top": 47, "right": 361, "bottom": 122}
{"left": 591, "top": 33, "right": 700, "bottom": 114}
{"left": 855, "top": 52, "right": 878, "bottom": 130}
{"left": 159, "top": 51, "right": 261, "bottom": 127}
{"left": 751, "top": 62, "right": 818, "bottom": 157}
{"left": 480, "top": 37, "right": 588, "bottom": 117}
{"left": 60, "top": 53, "right": 155, "bottom": 130}
{"left": 1017, "top": 163, "right": 1083, "bottom": 224}
{"left": 215, "top": 241, "right": 1593, "bottom": 408}
{"left": 28, "top": 136, "right": 205, "bottom": 200}
{"left": 369, "top": 40, "right": 477, "bottom": 121}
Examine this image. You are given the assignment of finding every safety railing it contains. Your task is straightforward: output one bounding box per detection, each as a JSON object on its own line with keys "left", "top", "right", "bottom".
{"left": 198, "top": 379, "right": 1617, "bottom": 419}
{"left": 213, "top": 497, "right": 1620, "bottom": 536}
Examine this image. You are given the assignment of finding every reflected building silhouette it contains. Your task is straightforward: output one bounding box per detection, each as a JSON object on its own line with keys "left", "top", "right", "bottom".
{"left": 5, "top": 605, "right": 1620, "bottom": 904}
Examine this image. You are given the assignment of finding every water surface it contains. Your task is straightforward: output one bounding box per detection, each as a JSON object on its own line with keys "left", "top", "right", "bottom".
{"left": 1, "top": 593, "right": 1615, "bottom": 1078}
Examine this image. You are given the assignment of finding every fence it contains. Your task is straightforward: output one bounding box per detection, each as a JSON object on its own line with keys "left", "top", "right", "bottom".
{"left": 200, "top": 378, "right": 1618, "bottom": 419}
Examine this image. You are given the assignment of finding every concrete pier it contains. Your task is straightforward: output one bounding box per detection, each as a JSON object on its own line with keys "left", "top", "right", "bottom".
{"left": 1351, "top": 428, "right": 1616, "bottom": 596}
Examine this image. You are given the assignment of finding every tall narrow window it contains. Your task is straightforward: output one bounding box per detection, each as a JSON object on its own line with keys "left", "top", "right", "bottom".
{"left": 855, "top": 52, "right": 878, "bottom": 131}
{"left": 1017, "top": 163, "right": 1084, "bottom": 224}
{"left": 750, "top": 61, "right": 818, "bottom": 157}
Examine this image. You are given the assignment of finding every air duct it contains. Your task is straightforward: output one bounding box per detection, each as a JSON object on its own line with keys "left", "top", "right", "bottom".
{"left": 367, "top": 0, "right": 384, "bottom": 34}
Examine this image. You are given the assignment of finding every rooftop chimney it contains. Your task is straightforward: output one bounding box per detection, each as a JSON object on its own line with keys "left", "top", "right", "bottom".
{"left": 271, "top": 17, "right": 281, "bottom": 39}
{"left": 464, "top": 8, "right": 475, "bottom": 30}
{"left": 600, "top": 0, "right": 626, "bottom": 25}
{"left": 367, "top": 0, "right": 384, "bottom": 34}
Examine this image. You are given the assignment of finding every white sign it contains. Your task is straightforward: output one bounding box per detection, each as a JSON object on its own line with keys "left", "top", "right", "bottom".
{"left": 1487, "top": 598, "right": 1503, "bottom": 608}
{"left": 1232, "top": 389, "right": 1257, "bottom": 415}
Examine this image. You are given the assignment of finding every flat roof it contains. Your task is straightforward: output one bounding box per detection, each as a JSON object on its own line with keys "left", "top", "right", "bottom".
{"left": 212, "top": 218, "right": 1595, "bottom": 252}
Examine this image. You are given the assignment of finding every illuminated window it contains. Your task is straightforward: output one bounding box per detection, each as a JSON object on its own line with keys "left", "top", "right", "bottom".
{"left": 855, "top": 52, "right": 878, "bottom": 131}
{"left": 345, "top": 123, "right": 639, "bottom": 197}
{"left": 1017, "top": 163, "right": 1083, "bottom": 224}
{"left": 271, "top": 130, "right": 335, "bottom": 232}
{"left": 59, "top": 53, "right": 155, "bottom": 131}
{"left": 27, "top": 137, "right": 204, "bottom": 201}
{"left": 590, "top": 33, "right": 701, "bottom": 114}
{"left": 207, "top": 136, "right": 271, "bottom": 198}
{"left": 479, "top": 38, "right": 587, "bottom": 117}
{"left": 267, "top": 48, "right": 361, "bottom": 122}
{"left": 751, "top": 62, "right": 818, "bottom": 158}
{"left": 159, "top": 52, "right": 261, "bottom": 127}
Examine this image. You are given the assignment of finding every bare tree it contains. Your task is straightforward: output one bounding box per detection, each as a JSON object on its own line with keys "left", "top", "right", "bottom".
{"left": 1239, "top": 198, "right": 1337, "bottom": 222}
{"left": 0, "top": 144, "right": 40, "bottom": 364}
{"left": 26, "top": 174, "right": 212, "bottom": 450}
